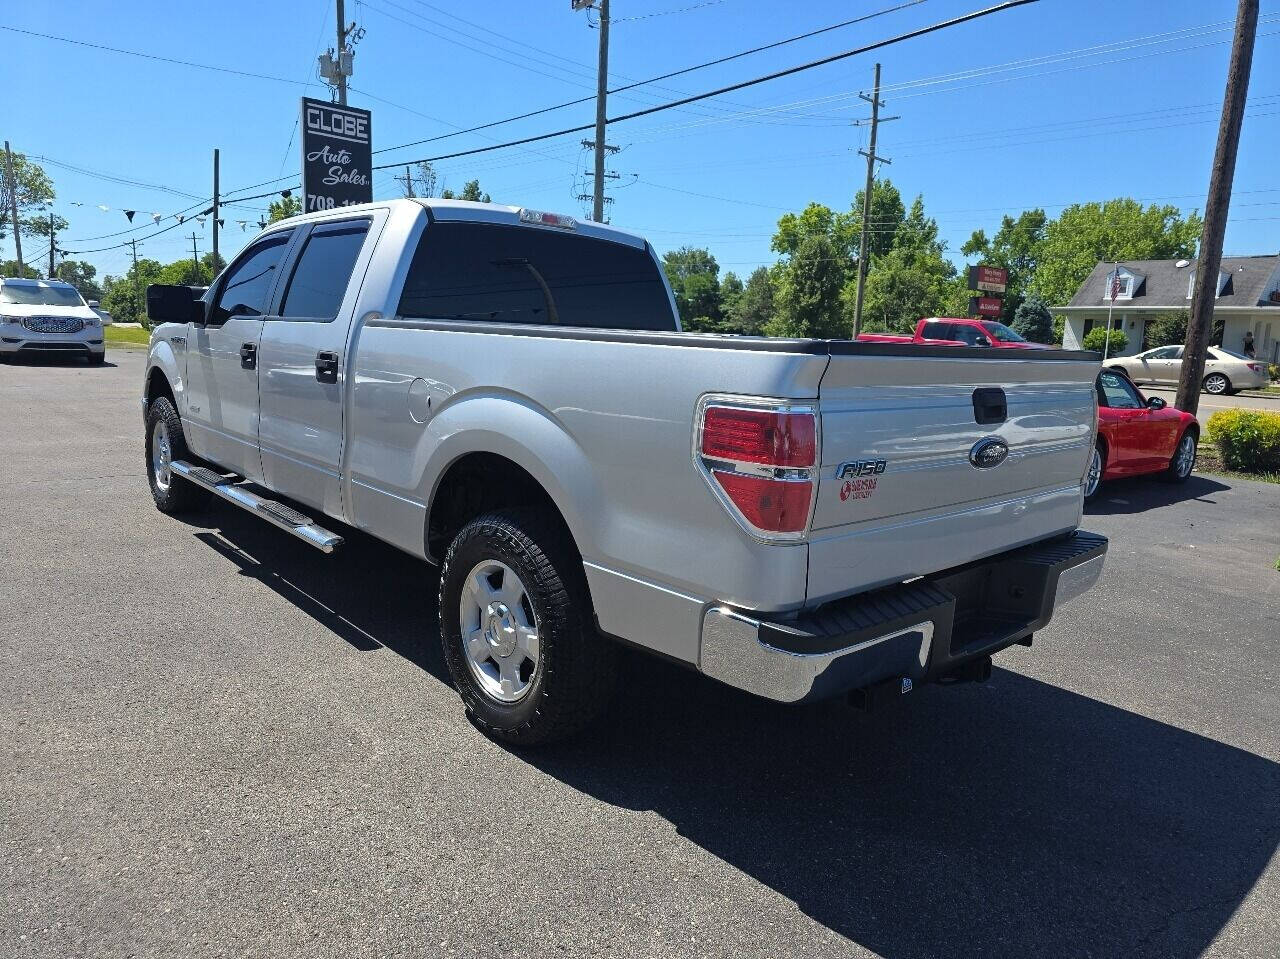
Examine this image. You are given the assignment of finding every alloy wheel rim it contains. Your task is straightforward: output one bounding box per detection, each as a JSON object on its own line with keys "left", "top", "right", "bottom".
{"left": 1205, "top": 375, "right": 1227, "bottom": 394}
{"left": 151, "top": 420, "right": 172, "bottom": 492}
{"left": 1084, "top": 447, "right": 1102, "bottom": 497}
{"left": 1175, "top": 434, "right": 1196, "bottom": 477}
{"left": 458, "top": 560, "right": 540, "bottom": 704}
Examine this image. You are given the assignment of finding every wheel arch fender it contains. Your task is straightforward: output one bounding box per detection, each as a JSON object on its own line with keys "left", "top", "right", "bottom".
{"left": 144, "top": 336, "right": 184, "bottom": 410}
{"left": 416, "top": 392, "right": 606, "bottom": 564}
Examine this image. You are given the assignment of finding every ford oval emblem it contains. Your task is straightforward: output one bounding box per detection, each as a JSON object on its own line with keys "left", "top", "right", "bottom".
{"left": 969, "top": 438, "right": 1009, "bottom": 469}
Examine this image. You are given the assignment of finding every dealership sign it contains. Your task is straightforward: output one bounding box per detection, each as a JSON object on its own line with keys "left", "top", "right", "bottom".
{"left": 967, "top": 265, "right": 1008, "bottom": 293}
{"left": 969, "top": 296, "right": 1003, "bottom": 318}
{"left": 300, "top": 97, "right": 372, "bottom": 211}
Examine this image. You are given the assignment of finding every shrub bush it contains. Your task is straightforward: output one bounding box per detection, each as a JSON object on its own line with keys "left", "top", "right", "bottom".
{"left": 1082, "top": 328, "right": 1128, "bottom": 354}
{"left": 1269, "top": 363, "right": 1279, "bottom": 382}
{"left": 1206, "top": 409, "right": 1280, "bottom": 472}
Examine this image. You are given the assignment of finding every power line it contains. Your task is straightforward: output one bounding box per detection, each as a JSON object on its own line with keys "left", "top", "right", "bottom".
{"left": 367, "top": 0, "right": 932, "bottom": 158}
{"left": 0, "top": 25, "right": 308, "bottom": 86}
{"left": 369, "top": 0, "right": 1039, "bottom": 173}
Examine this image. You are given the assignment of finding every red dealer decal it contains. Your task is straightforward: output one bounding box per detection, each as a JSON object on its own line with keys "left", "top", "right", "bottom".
{"left": 840, "top": 477, "right": 879, "bottom": 501}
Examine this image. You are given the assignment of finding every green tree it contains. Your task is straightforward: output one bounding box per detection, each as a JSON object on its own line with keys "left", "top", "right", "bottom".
{"left": 663, "top": 246, "right": 722, "bottom": 330}
{"left": 1, "top": 258, "right": 40, "bottom": 279}
{"left": 1146, "top": 309, "right": 1189, "bottom": 348}
{"left": 267, "top": 194, "right": 302, "bottom": 223}
{"left": 441, "top": 179, "right": 491, "bottom": 203}
{"left": 1082, "top": 327, "right": 1128, "bottom": 354}
{"left": 766, "top": 233, "right": 847, "bottom": 338}
{"left": 0, "top": 151, "right": 56, "bottom": 244}
{"left": 860, "top": 196, "right": 960, "bottom": 332}
{"left": 101, "top": 258, "right": 164, "bottom": 326}
{"left": 1010, "top": 293, "right": 1053, "bottom": 343}
{"left": 1034, "top": 199, "right": 1202, "bottom": 308}
{"left": 961, "top": 209, "right": 1048, "bottom": 323}
{"left": 55, "top": 259, "right": 103, "bottom": 300}
{"left": 723, "top": 265, "right": 775, "bottom": 335}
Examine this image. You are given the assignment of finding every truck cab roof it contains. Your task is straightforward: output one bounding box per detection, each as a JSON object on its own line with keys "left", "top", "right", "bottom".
{"left": 269, "top": 198, "right": 648, "bottom": 250}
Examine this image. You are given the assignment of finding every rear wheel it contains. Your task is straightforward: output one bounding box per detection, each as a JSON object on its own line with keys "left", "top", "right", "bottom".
{"left": 1203, "top": 372, "right": 1230, "bottom": 395}
{"left": 145, "top": 396, "right": 210, "bottom": 514}
{"left": 1084, "top": 442, "right": 1104, "bottom": 500}
{"left": 1162, "top": 430, "right": 1197, "bottom": 483}
{"left": 438, "top": 509, "right": 616, "bottom": 745}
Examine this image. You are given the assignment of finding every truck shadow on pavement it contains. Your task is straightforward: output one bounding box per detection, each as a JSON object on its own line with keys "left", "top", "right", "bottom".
{"left": 189, "top": 502, "right": 1279, "bottom": 959}
{"left": 1085, "top": 473, "right": 1231, "bottom": 515}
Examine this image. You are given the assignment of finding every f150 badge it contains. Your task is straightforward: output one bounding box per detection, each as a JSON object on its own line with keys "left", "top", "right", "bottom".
{"left": 835, "top": 459, "right": 886, "bottom": 502}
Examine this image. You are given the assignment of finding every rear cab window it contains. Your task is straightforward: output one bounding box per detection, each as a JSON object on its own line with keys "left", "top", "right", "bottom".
{"left": 279, "top": 220, "right": 371, "bottom": 320}
{"left": 398, "top": 221, "right": 677, "bottom": 331}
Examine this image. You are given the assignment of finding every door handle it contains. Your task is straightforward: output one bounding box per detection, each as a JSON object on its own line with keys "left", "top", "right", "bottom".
{"left": 315, "top": 350, "right": 339, "bottom": 384}
{"left": 239, "top": 342, "right": 256, "bottom": 369}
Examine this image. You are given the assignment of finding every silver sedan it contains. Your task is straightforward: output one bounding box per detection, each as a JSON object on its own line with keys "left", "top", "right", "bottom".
{"left": 1107, "top": 345, "right": 1269, "bottom": 395}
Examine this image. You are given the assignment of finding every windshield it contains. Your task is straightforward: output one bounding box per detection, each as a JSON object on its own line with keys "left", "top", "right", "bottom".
{"left": 0, "top": 283, "right": 85, "bottom": 308}
{"left": 981, "top": 321, "right": 1026, "bottom": 343}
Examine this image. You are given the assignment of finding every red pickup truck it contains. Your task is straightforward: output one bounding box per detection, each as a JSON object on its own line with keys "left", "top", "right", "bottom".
{"left": 858, "top": 317, "right": 1050, "bottom": 349}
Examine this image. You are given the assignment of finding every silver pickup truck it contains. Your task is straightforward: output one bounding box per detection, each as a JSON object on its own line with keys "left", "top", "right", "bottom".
{"left": 142, "top": 198, "right": 1107, "bottom": 743}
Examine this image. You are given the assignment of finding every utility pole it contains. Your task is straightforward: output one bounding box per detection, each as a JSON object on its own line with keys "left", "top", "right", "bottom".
{"left": 212, "top": 148, "right": 220, "bottom": 272}
{"left": 48, "top": 211, "right": 56, "bottom": 278}
{"left": 129, "top": 238, "right": 142, "bottom": 324}
{"left": 189, "top": 232, "right": 201, "bottom": 284}
{"left": 1177, "top": 0, "right": 1259, "bottom": 414}
{"left": 398, "top": 165, "right": 416, "bottom": 198}
{"left": 592, "top": 0, "right": 610, "bottom": 223}
{"left": 4, "top": 141, "right": 22, "bottom": 274}
{"left": 336, "top": 0, "right": 349, "bottom": 105}
{"left": 573, "top": 0, "right": 612, "bottom": 222}
{"left": 851, "top": 63, "right": 898, "bottom": 338}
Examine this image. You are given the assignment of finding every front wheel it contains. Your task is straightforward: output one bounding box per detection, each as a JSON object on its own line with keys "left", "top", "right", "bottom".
{"left": 1162, "top": 430, "right": 1197, "bottom": 483}
{"left": 1203, "top": 372, "right": 1230, "bottom": 395}
{"left": 438, "top": 509, "right": 616, "bottom": 745}
{"left": 145, "top": 396, "right": 210, "bottom": 514}
{"left": 1084, "top": 442, "right": 1105, "bottom": 500}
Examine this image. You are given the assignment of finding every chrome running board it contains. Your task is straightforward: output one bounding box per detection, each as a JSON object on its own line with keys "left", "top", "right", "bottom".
{"left": 171, "top": 460, "right": 345, "bottom": 553}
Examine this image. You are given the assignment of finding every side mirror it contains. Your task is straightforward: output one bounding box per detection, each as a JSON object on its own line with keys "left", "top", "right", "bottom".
{"left": 146, "top": 284, "right": 205, "bottom": 326}
{"left": 1146, "top": 396, "right": 1167, "bottom": 410}
{"left": 87, "top": 299, "right": 100, "bottom": 308}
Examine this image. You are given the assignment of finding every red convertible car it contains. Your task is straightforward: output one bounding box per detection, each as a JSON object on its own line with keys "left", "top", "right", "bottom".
{"left": 1086, "top": 370, "right": 1199, "bottom": 499}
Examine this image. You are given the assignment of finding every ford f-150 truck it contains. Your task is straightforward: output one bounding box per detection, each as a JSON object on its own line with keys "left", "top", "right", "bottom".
{"left": 859, "top": 316, "right": 1051, "bottom": 349}
{"left": 141, "top": 199, "right": 1106, "bottom": 744}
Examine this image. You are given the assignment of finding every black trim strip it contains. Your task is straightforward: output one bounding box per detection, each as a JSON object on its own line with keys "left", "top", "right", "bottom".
{"left": 366, "top": 316, "right": 1101, "bottom": 360}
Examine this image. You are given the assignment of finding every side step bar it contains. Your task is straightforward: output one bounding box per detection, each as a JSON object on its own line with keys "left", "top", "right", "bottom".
{"left": 171, "top": 461, "right": 345, "bottom": 553}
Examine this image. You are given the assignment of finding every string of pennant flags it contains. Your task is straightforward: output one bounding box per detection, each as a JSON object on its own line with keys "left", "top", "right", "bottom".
{"left": 67, "top": 201, "right": 267, "bottom": 231}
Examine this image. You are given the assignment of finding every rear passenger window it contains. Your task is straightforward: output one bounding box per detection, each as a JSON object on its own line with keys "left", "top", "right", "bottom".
{"left": 398, "top": 221, "right": 677, "bottom": 331}
{"left": 279, "top": 221, "right": 370, "bottom": 320}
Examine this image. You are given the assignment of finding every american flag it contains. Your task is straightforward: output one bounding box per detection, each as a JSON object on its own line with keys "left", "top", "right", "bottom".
{"left": 1109, "top": 270, "right": 1122, "bottom": 301}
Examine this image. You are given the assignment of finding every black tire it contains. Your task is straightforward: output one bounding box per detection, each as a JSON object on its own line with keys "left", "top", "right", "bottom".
{"left": 1161, "top": 428, "right": 1198, "bottom": 484}
{"left": 88, "top": 352, "right": 105, "bottom": 365}
{"left": 1084, "top": 440, "right": 1105, "bottom": 500}
{"left": 438, "top": 509, "right": 616, "bottom": 746}
{"left": 1202, "top": 372, "right": 1231, "bottom": 395}
{"left": 145, "top": 395, "right": 210, "bottom": 514}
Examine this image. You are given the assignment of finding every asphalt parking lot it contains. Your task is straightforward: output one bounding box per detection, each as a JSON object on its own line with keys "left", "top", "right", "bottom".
{"left": 3, "top": 349, "right": 1279, "bottom": 959}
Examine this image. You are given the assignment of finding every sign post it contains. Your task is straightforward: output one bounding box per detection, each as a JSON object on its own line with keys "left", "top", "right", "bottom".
{"left": 300, "top": 96, "right": 373, "bottom": 212}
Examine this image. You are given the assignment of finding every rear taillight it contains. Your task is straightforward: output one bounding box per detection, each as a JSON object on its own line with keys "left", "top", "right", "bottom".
{"left": 696, "top": 397, "right": 817, "bottom": 541}
{"left": 1248, "top": 363, "right": 1263, "bottom": 373}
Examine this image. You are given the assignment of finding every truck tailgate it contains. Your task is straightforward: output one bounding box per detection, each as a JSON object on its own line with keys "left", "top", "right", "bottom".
{"left": 807, "top": 347, "right": 1098, "bottom": 604}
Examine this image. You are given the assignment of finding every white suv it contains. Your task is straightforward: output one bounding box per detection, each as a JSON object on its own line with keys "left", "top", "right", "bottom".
{"left": 0, "top": 277, "right": 106, "bottom": 364}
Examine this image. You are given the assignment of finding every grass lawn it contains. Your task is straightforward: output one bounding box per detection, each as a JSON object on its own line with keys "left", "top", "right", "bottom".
{"left": 1196, "top": 442, "right": 1280, "bottom": 485}
{"left": 104, "top": 325, "right": 151, "bottom": 347}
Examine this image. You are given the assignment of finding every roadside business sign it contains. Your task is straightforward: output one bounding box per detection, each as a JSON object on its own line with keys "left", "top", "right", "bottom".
{"left": 300, "top": 97, "right": 373, "bottom": 211}
{"left": 968, "top": 296, "right": 1003, "bottom": 318}
{"left": 968, "top": 265, "right": 1008, "bottom": 293}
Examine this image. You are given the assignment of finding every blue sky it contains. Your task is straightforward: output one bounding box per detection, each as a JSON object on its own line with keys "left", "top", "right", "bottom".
{"left": 3, "top": 0, "right": 1278, "bottom": 286}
